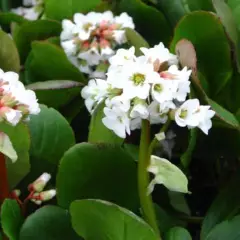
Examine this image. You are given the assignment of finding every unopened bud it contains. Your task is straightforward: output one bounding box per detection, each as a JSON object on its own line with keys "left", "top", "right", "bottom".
{"left": 11, "top": 189, "right": 21, "bottom": 198}
{"left": 30, "top": 198, "right": 42, "bottom": 205}
{"left": 28, "top": 173, "right": 51, "bottom": 192}
{"left": 39, "top": 189, "right": 57, "bottom": 202}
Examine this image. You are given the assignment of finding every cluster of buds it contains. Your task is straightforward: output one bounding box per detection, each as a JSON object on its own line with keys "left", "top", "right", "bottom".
{"left": 60, "top": 11, "right": 135, "bottom": 79}
{"left": 81, "top": 43, "right": 215, "bottom": 138}
{"left": 0, "top": 69, "right": 40, "bottom": 126}
{"left": 27, "top": 173, "right": 56, "bottom": 205}
{"left": 12, "top": 0, "right": 43, "bottom": 21}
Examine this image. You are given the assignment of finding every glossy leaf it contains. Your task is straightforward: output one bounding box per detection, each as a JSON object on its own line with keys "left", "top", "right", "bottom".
{"left": 201, "top": 170, "right": 240, "bottom": 239}
{"left": 1, "top": 199, "right": 23, "bottom": 240}
{"left": 70, "top": 199, "right": 158, "bottom": 240}
{"left": 125, "top": 27, "right": 149, "bottom": 56}
{"left": 165, "top": 227, "right": 192, "bottom": 240}
{"left": 205, "top": 215, "right": 240, "bottom": 240}
{"left": 57, "top": 143, "right": 139, "bottom": 212}
{"left": 88, "top": 101, "right": 124, "bottom": 145}
{"left": 0, "top": 13, "right": 27, "bottom": 26}
{"left": 19, "top": 205, "right": 80, "bottom": 240}
{"left": 45, "top": 0, "right": 101, "bottom": 21}
{"left": 118, "top": 0, "right": 172, "bottom": 45}
{"left": 171, "top": 11, "right": 232, "bottom": 96}
{"left": 187, "top": 0, "right": 214, "bottom": 11}
{"left": 13, "top": 20, "right": 61, "bottom": 63}
{"left": 0, "top": 122, "right": 30, "bottom": 189}
{"left": 25, "top": 41, "right": 86, "bottom": 83}
{"left": 27, "top": 105, "right": 75, "bottom": 165}
{"left": 175, "top": 39, "right": 239, "bottom": 130}
{"left": 26, "top": 80, "right": 83, "bottom": 108}
{"left": 0, "top": 30, "right": 20, "bottom": 73}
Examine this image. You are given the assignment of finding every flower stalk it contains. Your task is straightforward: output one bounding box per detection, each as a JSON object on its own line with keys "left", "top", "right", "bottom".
{"left": 0, "top": 152, "right": 9, "bottom": 203}
{"left": 138, "top": 119, "right": 161, "bottom": 237}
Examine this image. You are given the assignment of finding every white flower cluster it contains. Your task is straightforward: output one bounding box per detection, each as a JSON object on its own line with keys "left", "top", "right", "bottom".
{"left": 81, "top": 43, "right": 215, "bottom": 138}
{"left": 0, "top": 69, "right": 40, "bottom": 126}
{"left": 60, "top": 11, "right": 135, "bottom": 79}
{"left": 12, "top": 0, "right": 43, "bottom": 21}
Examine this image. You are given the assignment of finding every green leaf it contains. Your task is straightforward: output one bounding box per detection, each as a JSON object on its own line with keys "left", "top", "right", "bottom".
{"left": 205, "top": 215, "right": 240, "bottom": 240}
{"left": 0, "top": 132, "right": 17, "bottom": 162}
{"left": 0, "top": 122, "right": 30, "bottom": 189}
{"left": 19, "top": 205, "right": 80, "bottom": 240}
{"left": 153, "top": 0, "right": 189, "bottom": 27}
{"left": 201, "top": 171, "right": 240, "bottom": 239}
{"left": 212, "top": 0, "right": 240, "bottom": 72}
{"left": 88, "top": 101, "right": 124, "bottom": 145}
{"left": 123, "top": 144, "right": 139, "bottom": 161}
{"left": 171, "top": 11, "right": 232, "bottom": 96}
{"left": 228, "top": 0, "right": 240, "bottom": 31}
{"left": 117, "top": 0, "right": 172, "bottom": 45}
{"left": 180, "top": 129, "right": 198, "bottom": 169}
{"left": 70, "top": 199, "right": 158, "bottom": 240}
{"left": 25, "top": 41, "right": 86, "bottom": 83}
{"left": 27, "top": 105, "right": 75, "bottom": 165}
{"left": 187, "top": 0, "right": 214, "bottom": 11}
{"left": 1, "top": 199, "right": 23, "bottom": 240}
{"left": 0, "top": 30, "right": 20, "bottom": 73}
{"left": 124, "top": 28, "right": 149, "bottom": 56}
{"left": 0, "top": 13, "right": 27, "bottom": 26}
{"left": 13, "top": 20, "right": 61, "bottom": 63}
{"left": 45, "top": 0, "right": 101, "bottom": 21}
{"left": 175, "top": 39, "right": 239, "bottom": 130}
{"left": 57, "top": 143, "right": 139, "bottom": 212}
{"left": 26, "top": 80, "right": 83, "bottom": 109}
{"left": 165, "top": 227, "right": 192, "bottom": 240}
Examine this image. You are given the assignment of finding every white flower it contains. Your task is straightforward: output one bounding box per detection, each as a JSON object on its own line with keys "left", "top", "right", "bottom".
{"left": 12, "top": 7, "right": 39, "bottom": 21}
{"left": 60, "top": 20, "right": 78, "bottom": 41}
{"left": 175, "top": 99, "right": 200, "bottom": 128}
{"left": 99, "top": 11, "right": 114, "bottom": 23}
{"left": 140, "top": 42, "right": 178, "bottom": 68}
{"left": 105, "top": 95, "right": 130, "bottom": 112}
{"left": 130, "top": 99, "right": 148, "bottom": 119}
{"left": 61, "top": 39, "right": 78, "bottom": 56}
{"left": 81, "top": 79, "right": 109, "bottom": 113}
{"left": 101, "top": 46, "right": 115, "bottom": 59}
{"left": 121, "top": 59, "right": 159, "bottom": 99}
{"left": 89, "top": 70, "right": 106, "bottom": 79}
{"left": 102, "top": 106, "right": 130, "bottom": 138}
{"left": 115, "top": 12, "right": 135, "bottom": 29}
{"left": 130, "top": 117, "right": 142, "bottom": 130}
{"left": 149, "top": 101, "right": 175, "bottom": 124}
{"left": 112, "top": 30, "right": 127, "bottom": 44}
{"left": 78, "top": 47, "right": 101, "bottom": 66}
{"left": 196, "top": 106, "right": 215, "bottom": 134}
{"left": 79, "top": 63, "right": 92, "bottom": 74}
{"left": 108, "top": 47, "right": 136, "bottom": 67}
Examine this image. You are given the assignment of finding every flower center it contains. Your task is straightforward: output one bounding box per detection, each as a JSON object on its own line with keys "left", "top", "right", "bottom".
{"left": 131, "top": 73, "right": 145, "bottom": 86}
{"left": 154, "top": 84, "right": 163, "bottom": 93}
{"left": 180, "top": 109, "right": 188, "bottom": 119}
{"left": 83, "top": 23, "right": 93, "bottom": 32}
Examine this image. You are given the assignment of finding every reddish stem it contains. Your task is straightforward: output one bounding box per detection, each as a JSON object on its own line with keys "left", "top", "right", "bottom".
{"left": 0, "top": 152, "right": 9, "bottom": 203}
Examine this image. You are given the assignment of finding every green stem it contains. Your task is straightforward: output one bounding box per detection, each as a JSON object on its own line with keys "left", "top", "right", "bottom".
{"left": 149, "top": 119, "right": 171, "bottom": 156}
{"left": 138, "top": 119, "right": 160, "bottom": 237}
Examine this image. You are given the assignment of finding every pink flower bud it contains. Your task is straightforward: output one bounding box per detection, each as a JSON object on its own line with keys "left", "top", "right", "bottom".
{"left": 11, "top": 189, "right": 21, "bottom": 198}
{"left": 28, "top": 173, "right": 51, "bottom": 192}
{"left": 39, "top": 190, "right": 57, "bottom": 202}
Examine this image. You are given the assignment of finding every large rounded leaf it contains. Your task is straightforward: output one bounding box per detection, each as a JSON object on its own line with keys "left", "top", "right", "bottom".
{"left": 13, "top": 20, "right": 61, "bottom": 63}
{"left": 165, "top": 227, "right": 192, "bottom": 240}
{"left": 0, "top": 122, "right": 30, "bottom": 189}
{"left": 25, "top": 41, "right": 85, "bottom": 83}
{"left": 27, "top": 105, "right": 75, "bottom": 165}
{"left": 57, "top": 143, "right": 139, "bottom": 212}
{"left": 45, "top": 0, "right": 101, "bottom": 21}
{"left": 70, "top": 199, "right": 158, "bottom": 240}
{"left": 19, "top": 205, "right": 80, "bottom": 240}
{"left": 0, "top": 30, "right": 20, "bottom": 73}
{"left": 170, "top": 11, "right": 232, "bottom": 96}
{"left": 118, "top": 0, "right": 172, "bottom": 45}
{"left": 26, "top": 80, "right": 83, "bottom": 109}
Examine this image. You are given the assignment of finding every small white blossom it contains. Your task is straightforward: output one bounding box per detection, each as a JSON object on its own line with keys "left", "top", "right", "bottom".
{"left": 115, "top": 12, "right": 135, "bottom": 29}
{"left": 78, "top": 47, "right": 102, "bottom": 66}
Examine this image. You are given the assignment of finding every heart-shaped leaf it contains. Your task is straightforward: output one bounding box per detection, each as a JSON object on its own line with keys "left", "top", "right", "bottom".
{"left": 165, "top": 227, "right": 192, "bottom": 240}
{"left": 26, "top": 80, "right": 83, "bottom": 108}
{"left": 57, "top": 143, "right": 139, "bottom": 212}
{"left": 70, "top": 199, "right": 158, "bottom": 240}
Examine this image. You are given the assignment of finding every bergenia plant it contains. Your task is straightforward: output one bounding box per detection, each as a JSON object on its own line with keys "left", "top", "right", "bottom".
{"left": 0, "top": 0, "right": 239, "bottom": 239}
